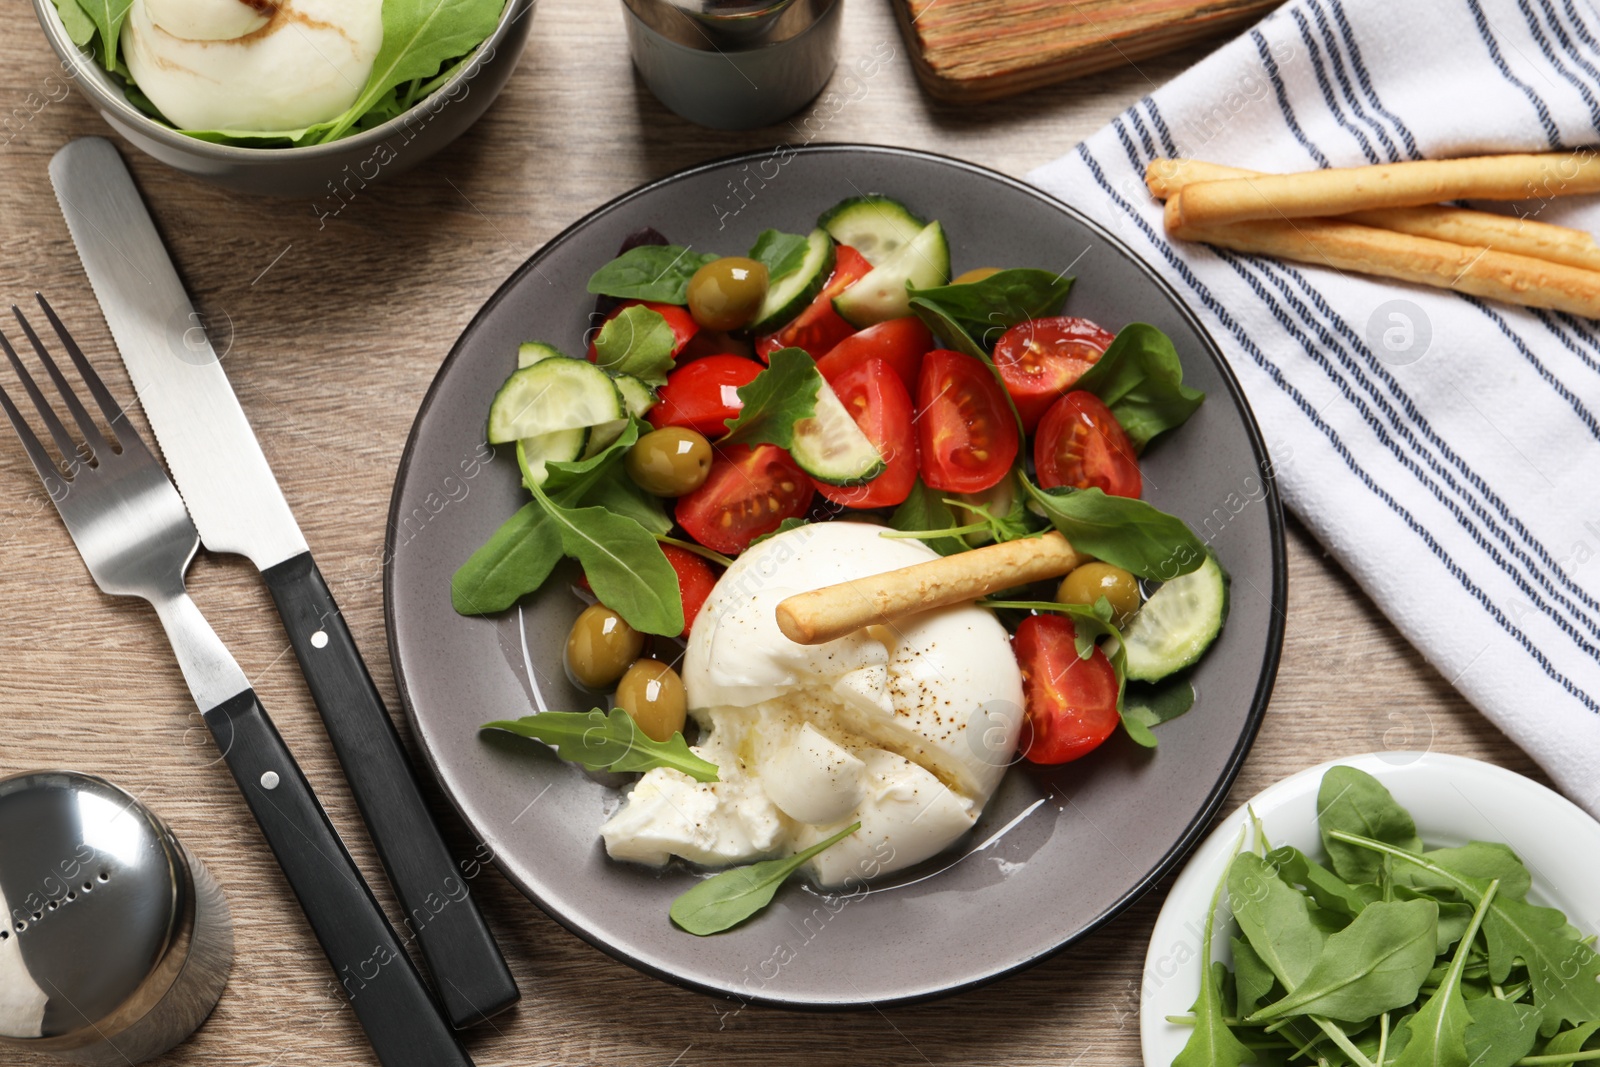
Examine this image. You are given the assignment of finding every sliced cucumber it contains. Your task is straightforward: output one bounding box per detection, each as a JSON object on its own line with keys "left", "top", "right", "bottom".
{"left": 614, "top": 375, "right": 657, "bottom": 418}
{"left": 751, "top": 228, "right": 835, "bottom": 333}
{"left": 817, "top": 196, "right": 926, "bottom": 266}
{"left": 832, "top": 221, "right": 951, "bottom": 327}
{"left": 487, "top": 358, "right": 623, "bottom": 444}
{"left": 516, "top": 427, "right": 587, "bottom": 489}
{"left": 584, "top": 419, "right": 630, "bottom": 458}
{"left": 790, "top": 378, "right": 884, "bottom": 485}
{"left": 517, "top": 341, "right": 566, "bottom": 368}
{"left": 1122, "top": 554, "right": 1230, "bottom": 682}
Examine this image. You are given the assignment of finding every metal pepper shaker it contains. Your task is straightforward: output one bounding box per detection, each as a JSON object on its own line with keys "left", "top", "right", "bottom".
{"left": 621, "top": 0, "right": 844, "bottom": 129}
{"left": 0, "top": 771, "right": 233, "bottom": 1065}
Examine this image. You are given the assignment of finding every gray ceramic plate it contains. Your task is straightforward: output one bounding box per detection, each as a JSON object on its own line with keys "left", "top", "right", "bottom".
{"left": 385, "top": 144, "right": 1286, "bottom": 1009}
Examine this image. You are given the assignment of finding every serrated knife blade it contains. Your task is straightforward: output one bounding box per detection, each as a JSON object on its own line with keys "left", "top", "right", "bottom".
{"left": 48, "top": 138, "right": 307, "bottom": 568}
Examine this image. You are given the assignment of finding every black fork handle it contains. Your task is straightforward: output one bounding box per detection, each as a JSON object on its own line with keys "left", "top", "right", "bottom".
{"left": 261, "top": 551, "right": 517, "bottom": 1028}
{"left": 204, "top": 690, "right": 473, "bottom": 1067}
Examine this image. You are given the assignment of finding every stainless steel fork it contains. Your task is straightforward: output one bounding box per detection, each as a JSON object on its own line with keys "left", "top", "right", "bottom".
{"left": 0, "top": 295, "right": 473, "bottom": 1067}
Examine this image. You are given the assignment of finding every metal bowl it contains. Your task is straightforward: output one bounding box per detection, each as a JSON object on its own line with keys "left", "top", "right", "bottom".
{"left": 31, "top": 0, "right": 535, "bottom": 198}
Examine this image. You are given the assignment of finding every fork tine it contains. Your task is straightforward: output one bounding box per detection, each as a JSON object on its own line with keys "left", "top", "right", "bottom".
{"left": 0, "top": 375, "right": 72, "bottom": 499}
{"left": 33, "top": 294, "right": 128, "bottom": 445}
{"left": 0, "top": 326, "right": 81, "bottom": 469}
{"left": 15, "top": 300, "right": 114, "bottom": 460}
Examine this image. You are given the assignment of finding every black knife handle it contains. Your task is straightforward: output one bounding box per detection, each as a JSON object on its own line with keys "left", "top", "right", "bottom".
{"left": 204, "top": 691, "right": 473, "bottom": 1067}
{"left": 262, "top": 551, "right": 518, "bottom": 1027}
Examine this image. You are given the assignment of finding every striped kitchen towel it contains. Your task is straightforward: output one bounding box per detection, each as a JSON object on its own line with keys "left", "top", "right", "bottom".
{"left": 1029, "top": 0, "right": 1600, "bottom": 812}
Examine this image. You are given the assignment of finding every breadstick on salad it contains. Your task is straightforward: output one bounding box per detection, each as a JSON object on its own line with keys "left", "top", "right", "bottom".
{"left": 1163, "top": 192, "right": 1600, "bottom": 318}
{"left": 774, "top": 531, "right": 1086, "bottom": 646}
{"left": 1175, "top": 151, "right": 1600, "bottom": 228}
{"left": 1146, "top": 158, "right": 1600, "bottom": 272}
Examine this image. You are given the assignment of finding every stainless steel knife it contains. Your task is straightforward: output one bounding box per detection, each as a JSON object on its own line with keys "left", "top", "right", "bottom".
{"left": 49, "top": 137, "right": 518, "bottom": 1029}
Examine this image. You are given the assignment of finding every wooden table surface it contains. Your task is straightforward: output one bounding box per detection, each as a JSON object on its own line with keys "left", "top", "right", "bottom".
{"left": 0, "top": 1, "right": 1538, "bottom": 1064}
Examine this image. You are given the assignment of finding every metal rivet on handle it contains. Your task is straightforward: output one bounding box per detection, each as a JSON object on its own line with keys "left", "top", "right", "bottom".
{"left": 260, "top": 771, "right": 280, "bottom": 790}
{"left": 310, "top": 630, "right": 328, "bottom": 649}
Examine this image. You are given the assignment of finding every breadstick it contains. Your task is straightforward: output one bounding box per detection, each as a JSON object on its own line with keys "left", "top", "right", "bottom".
{"left": 774, "top": 531, "right": 1086, "bottom": 645}
{"left": 1163, "top": 192, "right": 1600, "bottom": 318}
{"left": 1146, "top": 158, "right": 1600, "bottom": 272}
{"left": 1177, "top": 151, "right": 1600, "bottom": 228}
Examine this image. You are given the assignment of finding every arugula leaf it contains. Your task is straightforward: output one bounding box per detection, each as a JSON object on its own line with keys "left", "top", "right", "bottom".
{"left": 483, "top": 708, "right": 717, "bottom": 782}
{"left": 1386, "top": 881, "right": 1498, "bottom": 1067}
{"left": 1267, "top": 845, "right": 1379, "bottom": 920}
{"left": 718, "top": 347, "right": 820, "bottom": 447}
{"left": 1325, "top": 831, "right": 1600, "bottom": 1034}
{"left": 669, "top": 822, "right": 861, "bottom": 935}
{"left": 591, "top": 304, "right": 676, "bottom": 385}
{"left": 587, "top": 245, "right": 721, "bottom": 304}
{"left": 1173, "top": 838, "right": 1256, "bottom": 1067}
{"left": 907, "top": 269, "right": 1075, "bottom": 355}
{"left": 542, "top": 420, "right": 641, "bottom": 500}
{"left": 578, "top": 471, "right": 672, "bottom": 536}
{"left": 50, "top": 0, "right": 97, "bottom": 47}
{"left": 1120, "top": 676, "right": 1196, "bottom": 748}
{"left": 1544, "top": 1020, "right": 1600, "bottom": 1055}
{"left": 320, "top": 0, "right": 507, "bottom": 142}
{"left": 1246, "top": 899, "right": 1439, "bottom": 1024}
{"left": 1230, "top": 851, "right": 1328, "bottom": 992}
{"left": 749, "top": 517, "right": 811, "bottom": 547}
{"left": 530, "top": 482, "right": 683, "bottom": 636}
{"left": 1073, "top": 323, "right": 1206, "bottom": 453}
{"left": 748, "top": 229, "right": 810, "bottom": 280}
{"left": 74, "top": 0, "right": 131, "bottom": 66}
{"left": 888, "top": 479, "right": 973, "bottom": 556}
{"left": 1392, "top": 841, "right": 1533, "bottom": 900}
{"left": 1232, "top": 935, "right": 1279, "bottom": 1018}
{"left": 1317, "top": 766, "right": 1424, "bottom": 885}
{"left": 451, "top": 501, "right": 563, "bottom": 615}
{"left": 1022, "top": 479, "right": 1207, "bottom": 579}
{"left": 1463, "top": 997, "right": 1541, "bottom": 1067}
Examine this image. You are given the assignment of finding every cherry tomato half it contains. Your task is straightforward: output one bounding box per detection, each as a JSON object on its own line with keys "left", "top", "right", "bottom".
{"left": 813, "top": 316, "right": 933, "bottom": 395}
{"left": 587, "top": 300, "right": 699, "bottom": 363}
{"left": 1034, "top": 390, "right": 1141, "bottom": 498}
{"left": 658, "top": 544, "right": 718, "bottom": 636}
{"left": 915, "top": 349, "right": 1019, "bottom": 494}
{"left": 676, "top": 444, "right": 814, "bottom": 555}
{"left": 647, "top": 354, "right": 763, "bottom": 438}
{"left": 755, "top": 245, "right": 872, "bottom": 361}
{"left": 992, "top": 316, "right": 1115, "bottom": 432}
{"left": 814, "top": 358, "right": 918, "bottom": 509}
{"left": 1014, "top": 614, "right": 1121, "bottom": 764}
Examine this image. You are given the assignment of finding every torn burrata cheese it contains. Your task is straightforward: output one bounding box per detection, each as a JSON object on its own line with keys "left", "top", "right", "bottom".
{"left": 123, "top": 0, "right": 384, "bottom": 131}
{"left": 600, "top": 521, "right": 1026, "bottom": 887}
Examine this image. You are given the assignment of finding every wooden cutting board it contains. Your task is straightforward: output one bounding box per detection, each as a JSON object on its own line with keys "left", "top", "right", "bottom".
{"left": 892, "top": 0, "right": 1281, "bottom": 103}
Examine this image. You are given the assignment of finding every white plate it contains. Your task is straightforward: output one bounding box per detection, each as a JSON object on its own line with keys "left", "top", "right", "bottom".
{"left": 1140, "top": 751, "right": 1600, "bottom": 1066}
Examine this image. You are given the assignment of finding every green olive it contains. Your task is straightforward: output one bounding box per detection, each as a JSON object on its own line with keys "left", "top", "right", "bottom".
{"left": 615, "top": 658, "right": 687, "bottom": 743}
{"left": 564, "top": 604, "right": 644, "bottom": 690}
{"left": 1057, "top": 562, "right": 1141, "bottom": 627}
{"left": 686, "top": 256, "right": 769, "bottom": 331}
{"left": 625, "top": 427, "right": 712, "bottom": 497}
{"left": 952, "top": 267, "right": 1003, "bottom": 285}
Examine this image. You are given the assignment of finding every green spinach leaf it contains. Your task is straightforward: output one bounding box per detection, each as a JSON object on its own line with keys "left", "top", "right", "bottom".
{"left": 1246, "top": 899, "right": 1438, "bottom": 1024}
{"left": 1022, "top": 479, "right": 1207, "bottom": 579}
{"left": 907, "top": 269, "right": 1075, "bottom": 354}
{"left": 483, "top": 708, "right": 717, "bottom": 782}
{"left": 51, "top": 0, "right": 97, "bottom": 46}
{"left": 587, "top": 245, "right": 720, "bottom": 304}
{"left": 320, "top": 0, "right": 508, "bottom": 142}
{"left": 74, "top": 0, "right": 131, "bottom": 65}
{"left": 748, "top": 229, "right": 810, "bottom": 280}
{"left": 1317, "top": 766, "right": 1424, "bottom": 885}
{"left": 529, "top": 483, "right": 683, "bottom": 636}
{"left": 591, "top": 304, "right": 677, "bottom": 385}
{"left": 670, "top": 822, "right": 861, "bottom": 935}
{"left": 451, "top": 501, "right": 563, "bottom": 615}
{"left": 1073, "top": 323, "right": 1206, "bottom": 453}
{"left": 719, "top": 347, "right": 821, "bottom": 447}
